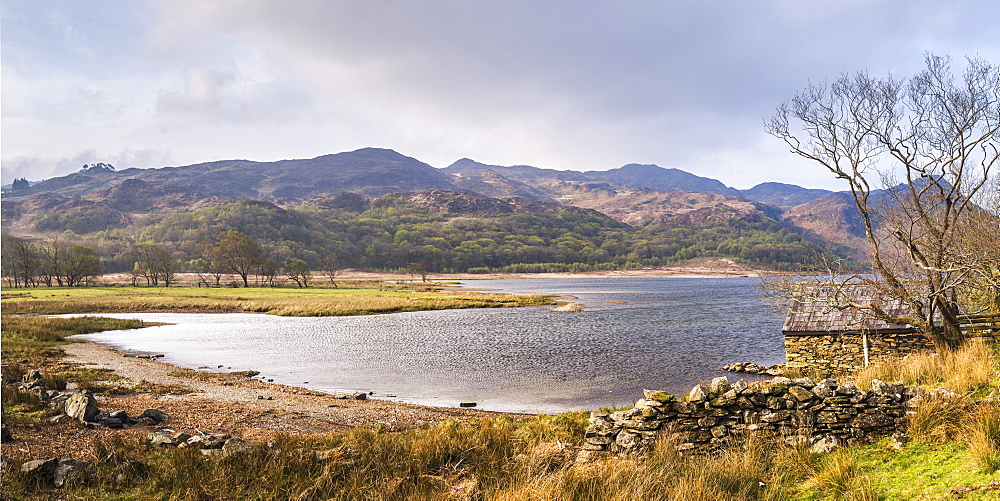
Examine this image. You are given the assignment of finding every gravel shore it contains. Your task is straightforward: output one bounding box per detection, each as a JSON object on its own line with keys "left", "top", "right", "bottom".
{"left": 2, "top": 342, "right": 511, "bottom": 463}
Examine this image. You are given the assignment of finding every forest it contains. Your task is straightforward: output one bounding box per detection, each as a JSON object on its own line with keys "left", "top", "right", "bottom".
{"left": 2, "top": 195, "right": 828, "bottom": 286}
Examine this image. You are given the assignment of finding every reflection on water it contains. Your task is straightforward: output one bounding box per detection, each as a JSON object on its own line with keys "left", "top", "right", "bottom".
{"left": 71, "top": 277, "right": 784, "bottom": 414}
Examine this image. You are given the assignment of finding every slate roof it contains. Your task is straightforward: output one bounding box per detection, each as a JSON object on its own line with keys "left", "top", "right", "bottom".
{"left": 782, "top": 283, "right": 917, "bottom": 335}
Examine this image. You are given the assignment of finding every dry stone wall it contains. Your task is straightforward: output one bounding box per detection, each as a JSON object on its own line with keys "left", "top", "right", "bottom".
{"left": 783, "top": 332, "right": 935, "bottom": 374}
{"left": 585, "top": 376, "right": 927, "bottom": 455}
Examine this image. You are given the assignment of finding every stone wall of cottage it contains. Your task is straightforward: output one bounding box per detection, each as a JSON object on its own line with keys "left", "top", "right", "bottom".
{"left": 584, "top": 376, "right": 933, "bottom": 455}
{"left": 783, "top": 332, "right": 936, "bottom": 374}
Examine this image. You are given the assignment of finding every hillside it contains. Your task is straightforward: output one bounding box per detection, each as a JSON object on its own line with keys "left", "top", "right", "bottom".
{"left": 1, "top": 148, "right": 868, "bottom": 273}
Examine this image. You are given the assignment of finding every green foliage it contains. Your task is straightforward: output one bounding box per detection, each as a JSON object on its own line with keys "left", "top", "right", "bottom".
{"left": 127, "top": 197, "right": 827, "bottom": 274}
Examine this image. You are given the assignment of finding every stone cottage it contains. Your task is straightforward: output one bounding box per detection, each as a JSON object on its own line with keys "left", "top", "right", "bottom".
{"left": 782, "top": 283, "right": 935, "bottom": 374}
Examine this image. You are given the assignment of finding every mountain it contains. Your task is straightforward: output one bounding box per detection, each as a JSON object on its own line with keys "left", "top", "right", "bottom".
{"left": 740, "top": 182, "right": 833, "bottom": 208}
{"left": 781, "top": 192, "right": 868, "bottom": 260}
{"left": 2, "top": 147, "right": 864, "bottom": 270}
{"left": 585, "top": 164, "right": 742, "bottom": 196}
{"left": 13, "top": 148, "right": 456, "bottom": 200}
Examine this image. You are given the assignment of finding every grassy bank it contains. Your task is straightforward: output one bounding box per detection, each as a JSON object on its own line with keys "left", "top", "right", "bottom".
{"left": 0, "top": 284, "right": 554, "bottom": 316}
{"left": 4, "top": 309, "right": 1000, "bottom": 499}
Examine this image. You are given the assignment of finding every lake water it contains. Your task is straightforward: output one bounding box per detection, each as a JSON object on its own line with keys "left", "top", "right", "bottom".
{"left": 70, "top": 277, "right": 785, "bottom": 414}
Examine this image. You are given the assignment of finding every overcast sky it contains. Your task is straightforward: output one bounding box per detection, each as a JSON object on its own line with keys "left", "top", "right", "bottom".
{"left": 2, "top": 1, "right": 998, "bottom": 190}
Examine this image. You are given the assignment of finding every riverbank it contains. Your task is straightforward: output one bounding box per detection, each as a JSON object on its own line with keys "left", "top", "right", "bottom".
{"left": 2, "top": 341, "right": 508, "bottom": 465}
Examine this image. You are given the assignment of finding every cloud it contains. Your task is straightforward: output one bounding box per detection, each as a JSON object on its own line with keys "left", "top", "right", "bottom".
{"left": 3, "top": 0, "right": 1000, "bottom": 190}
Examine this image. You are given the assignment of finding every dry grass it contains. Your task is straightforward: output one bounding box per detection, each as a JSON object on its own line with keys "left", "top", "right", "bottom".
{"left": 854, "top": 339, "right": 998, "bottom": 395}
{"left": 907, "top": 392, "right": 973, "bottom": 443}
{"left": 0, "top": 285, "right": 553, "bottom": 317}
{"left": 965, "top": 401, "right": 1000, "bottom": 472}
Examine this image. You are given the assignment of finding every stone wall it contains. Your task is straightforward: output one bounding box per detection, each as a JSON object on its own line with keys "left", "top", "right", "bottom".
{"left": 584, "top": 376, "right": 927, "bottom": 455}
{"left": 784, "top": 331, "right": 935, "bottom": 374}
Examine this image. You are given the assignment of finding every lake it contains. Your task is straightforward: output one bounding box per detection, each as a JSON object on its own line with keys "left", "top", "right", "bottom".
{"left": 71, "top": 277, "right": 785, "bottom": 414}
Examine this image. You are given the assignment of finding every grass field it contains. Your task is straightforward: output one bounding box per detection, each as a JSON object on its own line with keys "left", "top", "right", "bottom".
{"left": 0, "top": 284, "right": 554, "bottom": 316}
{"left": 4, "top": 287, "right": 1000, "bottom": 499}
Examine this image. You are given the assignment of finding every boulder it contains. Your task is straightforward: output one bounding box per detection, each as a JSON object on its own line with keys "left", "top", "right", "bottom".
{"left": 222, "top": 437, "right": 250, "bottom": 452}
{"left": 144, "top": 431, "right": 175, "bottom": 447}
{"left": 709, "top": 377, "right": 731, "bottom": 396}
{"left": 141, "top": 408, "right": 167, "bottom": 423}
{"left": 172, "top": 431, "right": 193, "bottom": 444}
{"left": 64, "top": 392, "right": 99, "bottom": 422}
{"left": 688, "top": 385, "right": 709, "bottom": 403}
{"left": 185, "top": 435, "right": 227, "bottom": 449}
{"left": 21, "top": 458, "right": 58, "bottom": 482}
{"left": 103, "top": 417, "right": 125, "bottom": 429}
{"left": 1, "top": 425, "right": 12, "bottom": 443}
{"left": 53, "top": 457, "right": 91, "bottom": 488}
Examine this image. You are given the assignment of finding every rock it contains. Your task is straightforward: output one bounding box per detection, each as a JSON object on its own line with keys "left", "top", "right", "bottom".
{"left": 810, "top": 435, "right": 841, "bottom": 454}
{"left": 172, "top": 431, "right": 193, "bottom": 444}
{"left": 53, "top": 457, "right": 91, "bottom": 488}
{"left": 22, "top": 370, "right": 43, "bottom": 385}
{"left": 709, "top": 377, "right": 731, "bottom": 396}
{"left": 731, "top": 380, "right": 749, "bottom": 394}
{"left": 459, "top": 402, "right": 476, "bottom": 408}
{"left": 352, "top": 392, "right": 368, "bottom": 400}
{"left": 222, "top": 437, "right": 250, "bottom": 452}
{"left": 787, "top": 386, "right": 815, "bottom": 402}
{"left": 688, "top": 385, "right": 709, "bottom": 403}
{"left": 63, "top": 391, "right": 99, "bottom": 422}
{"left": 109, "top": 410, "right": 130, "bottom": 421}
{"left": 145, "top": 432, "right": 175, "bottom": 447}
{"left": 103, "top": 417, "right": 125, "bottom": 429}
{"left": 141, "top": 408, "right": 167, "bottom": 423}
{"left": 1, "top": 425, "right": 12, "bottom": 443}
{"left": 186, "top": 435, "right": 227, "bottom": 449}
{"left": 811, "top": 382, "right": 835, "bottom": 399}
{"left": 21, "top": 458, "right": 58, "bottom": 481}
{"left": 643, "top": 389, "right": 674, "bottom": 403}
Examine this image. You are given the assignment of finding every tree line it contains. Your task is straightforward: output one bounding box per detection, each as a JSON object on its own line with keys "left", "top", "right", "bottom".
{"left": 2, "top": 194, "right": 833, "bottom": 288}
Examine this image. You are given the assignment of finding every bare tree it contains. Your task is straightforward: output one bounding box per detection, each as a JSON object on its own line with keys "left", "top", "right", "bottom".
{"left": 62, "top": 244, "right": 103, "bottom": 286}
{"left": 38, "top": 237, "right": 70, "bottom": 286}
{"left": 2, "top": 232, "right": 40, "bottom": 287}
{"left": 130, "top": 243, "right": 178, "bottom": 286}
{"left": 320, "top": 255, "right": 341, "bottom": 288}
{"left": 766, "top": 54, "right": 1000, "bottom": 349}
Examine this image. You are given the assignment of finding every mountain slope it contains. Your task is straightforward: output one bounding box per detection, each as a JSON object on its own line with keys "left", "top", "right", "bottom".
{"left": 585, "top": 163, "right": 741, "bottom": 196}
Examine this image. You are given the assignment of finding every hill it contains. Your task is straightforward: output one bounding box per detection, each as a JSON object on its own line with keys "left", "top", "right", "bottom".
{"left": 1, "top": 148, "right": 867, "bottom": 274}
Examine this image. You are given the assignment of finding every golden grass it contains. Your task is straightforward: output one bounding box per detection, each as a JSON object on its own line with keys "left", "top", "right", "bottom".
{"left": 854, "top": 339, "right": 999, "bottom": 395}
{"left": 0, "top": 285, "right": 554, "bottom": 317}
{"left": 965, "top": 401, "right": 1000, "bottom": 472}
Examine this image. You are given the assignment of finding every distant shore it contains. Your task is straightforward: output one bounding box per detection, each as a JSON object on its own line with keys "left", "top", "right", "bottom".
{"left": 88, "top": 259, "right": 768, "bottom": 287}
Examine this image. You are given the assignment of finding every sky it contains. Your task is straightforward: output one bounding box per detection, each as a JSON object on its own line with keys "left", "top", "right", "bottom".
{"left": 2, "top": 1, "right": 998, "bottom": 191}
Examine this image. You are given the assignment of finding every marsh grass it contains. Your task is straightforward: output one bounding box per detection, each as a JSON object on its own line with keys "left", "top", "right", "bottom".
{"left": 0, "top": 286, "right": 553, "bottom": 317}
{"left": 0, "top": 316, "right": 149, "bottom": 364}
